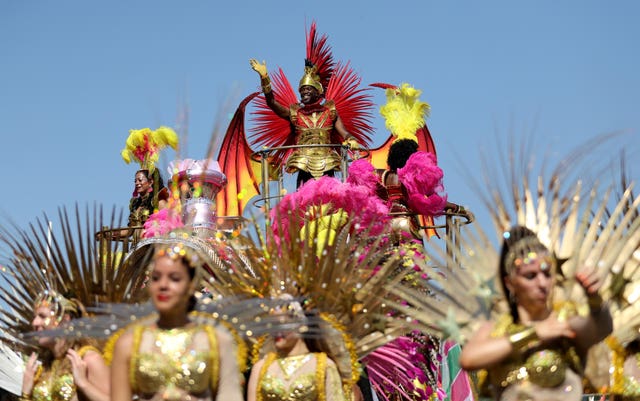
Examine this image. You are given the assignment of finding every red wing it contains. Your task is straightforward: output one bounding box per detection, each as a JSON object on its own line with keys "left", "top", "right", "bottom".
{"left": 216, "top": 92, "right": 263, "bottom": 217}
{"left": 326, "top": 62, "right": 374, "bottom": 146}
{"left": 249, "top": 68, "right": 299, "bottom": 166}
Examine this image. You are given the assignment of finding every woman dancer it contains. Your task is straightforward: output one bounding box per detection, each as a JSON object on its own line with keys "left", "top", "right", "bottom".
{"left": 246, "top": 304, "right": 347, "bottom": 401}
{"left": 459, "top": 226, "right": 612, "bottom": 401}
{"left": 21, "top": 292, "right": 109, "bottom": 401}
{"left": 109, "top": 240, "right": 243, "bottom": 401}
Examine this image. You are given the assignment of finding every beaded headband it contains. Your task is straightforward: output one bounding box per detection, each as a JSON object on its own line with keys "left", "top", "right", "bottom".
{"left": 503, "top": 235, "right": 553, "bottom": 275}
{"left": 34, "top": 290, "right": 78, "bottom": 324}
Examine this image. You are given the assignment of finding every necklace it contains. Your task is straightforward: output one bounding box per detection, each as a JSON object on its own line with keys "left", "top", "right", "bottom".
{"left": 277, "top": 353, "right": 313, "bottom": 380}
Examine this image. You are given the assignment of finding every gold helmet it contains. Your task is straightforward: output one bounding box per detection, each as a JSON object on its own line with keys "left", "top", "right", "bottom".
{"left": 299, "top": 60, "right": 323, "bottom": 94}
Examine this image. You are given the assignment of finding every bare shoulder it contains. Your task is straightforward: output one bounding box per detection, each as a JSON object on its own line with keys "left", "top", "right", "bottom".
{"left": 214, "top": 325, "right": 234, "bottom": 345}
{"left": 114, "top": 329, "right": 135, "bottom": 354}
{"left": 81, "top": 348, "right": 106, "bottom": 364}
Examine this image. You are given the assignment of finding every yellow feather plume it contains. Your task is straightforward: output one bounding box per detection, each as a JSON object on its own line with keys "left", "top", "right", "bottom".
{"left": 121, "top": 126, "right": 179, "bottom": 171}
{"left": 380, "top": 83, "right": 430, "bottom": 142}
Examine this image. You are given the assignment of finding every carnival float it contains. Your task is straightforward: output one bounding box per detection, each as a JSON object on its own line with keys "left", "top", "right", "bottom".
{"left": 0, "top": 21, "right": 639, "bottom": 401}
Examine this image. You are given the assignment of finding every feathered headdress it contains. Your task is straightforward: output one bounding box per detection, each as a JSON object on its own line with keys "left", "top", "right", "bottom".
{"left": 121, "top": 126, "right": 178, "bottom": 172}
{"left": 385, "top": 134, "right": 640, "bottom": 344}
{"left": 0, "top": 205, "right": 132, "bottom": 346}
{"left": 380, "top": 83, "right": 430, "bottom": 143}
{"left": 302, "top": 21, "right": 334, "bottom": 93}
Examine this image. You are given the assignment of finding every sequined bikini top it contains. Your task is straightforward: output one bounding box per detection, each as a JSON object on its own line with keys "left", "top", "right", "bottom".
{"left": 486, "top": 315, "right": 582, "bottom": 391}
{"left": 131, "top": 324, "right": 219, "bottom": 401}
{"left": 258, "top": 352, "right": 328, "bottom": 401}
{"left": 32, "top": 346, "right": 99, "bottom": 401}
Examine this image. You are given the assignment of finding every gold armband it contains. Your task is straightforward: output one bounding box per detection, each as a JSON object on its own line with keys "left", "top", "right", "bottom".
{"left": 508, "top": 326, "right": 539, "bottom": 351}
{"left": 588, "top": 294, "right": 603, "bottom": 311}
{"left": 261, "top": 76, "right": 272, "bottom": 94}
{"left": 20, "top": 393, "right": 32, "bottom": 401}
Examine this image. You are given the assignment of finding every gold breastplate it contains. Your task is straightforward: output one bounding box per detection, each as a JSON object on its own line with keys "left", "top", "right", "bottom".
{"left": 131, "top": 325, "right": 218, "bottom": 400}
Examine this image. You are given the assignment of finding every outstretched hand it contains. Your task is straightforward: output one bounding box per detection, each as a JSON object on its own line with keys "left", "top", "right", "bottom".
{"left": 576, "top": 268, "right": 605, "bottom": 311}
{"left": 249, "top": 59, "right": 268, "bottom": 78}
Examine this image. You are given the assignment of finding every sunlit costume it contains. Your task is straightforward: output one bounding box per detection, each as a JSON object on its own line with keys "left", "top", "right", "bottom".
{"left": 137, "top": 326, "right": 217, "bottom": 395}
{"left": 379, "top": 139, "right": 639, "bottom": 401}
{"left": 255, "top": 351, "right": 345, "bottom": 401}
{"left": 24, "top": 292, "right": 103, "bottom": 401}
{"left": 0, "top": 206, "right": 129, "bottom": 399}
{"left": 216, "top": 22, "right": 374, "bottom": 216}
{"left": 121, "top": 126, "right": 178, "bottom": 229}
{"left": 347, "top": 83, "right": 447, "bottom": 242}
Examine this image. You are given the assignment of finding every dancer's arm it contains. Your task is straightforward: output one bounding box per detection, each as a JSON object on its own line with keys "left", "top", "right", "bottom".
{"left": 215, "top": 328, "right": 244, "bottom": 401}
{"left": 110, "top": 331, "right": 133, "bottom": 401}
{"left": 67, "top": 348, "right": 110, "bottom": 401}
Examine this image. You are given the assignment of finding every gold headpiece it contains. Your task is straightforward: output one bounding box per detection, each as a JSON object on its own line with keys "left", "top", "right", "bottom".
{"left": 154, "top": 238, "right": 205, "bottom": 271}
{"left": 503, "top": 234, "right": 553, "bottom": 276}
{"left": 299, "top": 62, "right": 323, "bottom": 94}
{"left": 34, "top": 290, "right": 79, "bottom": 323}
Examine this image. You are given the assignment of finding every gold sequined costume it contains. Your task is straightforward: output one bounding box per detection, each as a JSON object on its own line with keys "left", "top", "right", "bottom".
{"left": 481, "top": 315, "right": 583, "bottom": 401}
{"left": 31, "top": 346, "right": 100, "bottom": 401}
{"left": 256, "top": 352, "right": 345, "bottom": 401}
{"left": 285, "top": 101, "right": 342, "bottom": 178}
{"left": 128, "top": 323, "right": 241, "bottom": 401}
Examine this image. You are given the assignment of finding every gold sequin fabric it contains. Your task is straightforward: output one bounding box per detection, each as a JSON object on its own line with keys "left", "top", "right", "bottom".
{"left": 261, "top": 371, "right": 318, "bottom": 401}
{"left": 286, "top": 102, "right": 341, "bottom": 177}
{"left": 258, "top": 352, "right": 346, "bottom": 401}
{"left": 32, "top": 361, "right": 75, "bottom": 401}
{"left": 486, "top": 315, "right": 583, "bottom": 400}
{"left": 132, "top": 325, "right": 216, "bottom": 400}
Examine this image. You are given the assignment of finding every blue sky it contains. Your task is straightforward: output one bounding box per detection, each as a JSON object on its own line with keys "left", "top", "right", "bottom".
{"left": 1, "top": 1, "right": 638, "bottom": 236}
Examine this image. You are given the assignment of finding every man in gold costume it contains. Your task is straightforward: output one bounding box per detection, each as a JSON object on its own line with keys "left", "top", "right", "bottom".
{"left": 250, "top": 58, "right": 359, "bottom": 188}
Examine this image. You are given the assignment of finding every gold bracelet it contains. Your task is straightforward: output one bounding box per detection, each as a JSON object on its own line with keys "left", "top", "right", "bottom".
{"left": 588, "top": 294, "right": 603, "bottom": 311}
{"left": 508, "top": 326, "right": 538, "bottom": 351}
{"left": 20, "top": 393, "right": 31, "bottom": 401}
{"left": 262, "top": 82, "right": 272, "bottom": 94}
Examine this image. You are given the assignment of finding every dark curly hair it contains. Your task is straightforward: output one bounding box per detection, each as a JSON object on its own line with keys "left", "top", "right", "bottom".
{"left": 387, "top": 139, "right": 419, "bottom": 171}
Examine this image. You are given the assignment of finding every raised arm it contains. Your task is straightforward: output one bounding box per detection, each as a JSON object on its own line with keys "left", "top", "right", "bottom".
{"left": 324, "top": 357, "right": 347, "bottom": 401}
{"left": 67, "top": 348, "right": 110, "bottom": 401}
{"left": 249, "top": 59, "right": 289, "bottom": 119}
{"left": 569, "top": 268, "right": 613, "bottom": 354}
